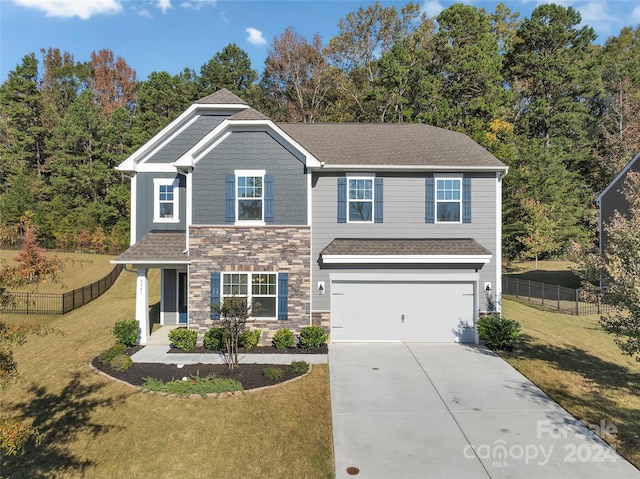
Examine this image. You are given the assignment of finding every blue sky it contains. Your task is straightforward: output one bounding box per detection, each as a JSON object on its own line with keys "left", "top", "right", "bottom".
{"left": 2, "top": 0, "right": 640, "bottom": 83}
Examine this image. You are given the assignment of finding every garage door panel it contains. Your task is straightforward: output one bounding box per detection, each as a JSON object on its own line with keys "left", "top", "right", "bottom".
{"left": 331, "top": 280, "right": 476, "bottom": 343}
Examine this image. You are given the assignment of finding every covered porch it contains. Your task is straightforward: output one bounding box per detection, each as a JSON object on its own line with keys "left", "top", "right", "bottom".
{"left": 111, "top": 231, "right": 190, "bottom": 344}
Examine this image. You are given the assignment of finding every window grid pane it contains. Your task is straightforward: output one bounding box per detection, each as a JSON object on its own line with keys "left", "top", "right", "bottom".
{"left": 222, "top": 273, "right": 277, "bottom": 319}
{"left": 436, "top": 178, "right": 461, "bottom": 222}
{"left": 348, "top": 178, "right": 374, "bottom": 222}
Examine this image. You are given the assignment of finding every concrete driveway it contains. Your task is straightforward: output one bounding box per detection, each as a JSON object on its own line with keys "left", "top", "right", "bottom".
{"left": 329, "top": 343, "right": 640, "bottom": 479}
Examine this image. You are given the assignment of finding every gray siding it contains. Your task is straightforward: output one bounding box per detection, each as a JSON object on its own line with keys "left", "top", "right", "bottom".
{"left": 600, "top": 160, "right": 640, "bottom": 252}
{"left": 150, "top": 114, "right": 228, "bottom": 164}
{"left": 163, "top": 269, "right": 178, "bottom": 325}
{"left": 136, "top": 172, "right": 186, "bottom": 241}
{"left": 311, "top": 172, "right": 499, "bottom": 311}
{"left": 192, "top": 130, "right": 308, "bottom": 225}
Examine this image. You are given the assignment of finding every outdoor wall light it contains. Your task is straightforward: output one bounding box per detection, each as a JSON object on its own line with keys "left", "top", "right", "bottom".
{"left": 484, "top": 282, "right": 492, "bottom": 294}
{"left": 318, "top": 281, "right": 325, "bottom": 295}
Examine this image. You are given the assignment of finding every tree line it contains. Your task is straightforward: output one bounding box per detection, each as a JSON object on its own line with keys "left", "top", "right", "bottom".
{"left": 1, "top": 2, "right": 639, "bottom": 259}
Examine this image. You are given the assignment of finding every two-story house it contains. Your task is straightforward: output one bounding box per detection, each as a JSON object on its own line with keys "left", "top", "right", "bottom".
{"left": 596, "top": 152, "right": 640, "bottom": 255}
{"left": 112, "top": 89, "right": 508, "bottom": 344}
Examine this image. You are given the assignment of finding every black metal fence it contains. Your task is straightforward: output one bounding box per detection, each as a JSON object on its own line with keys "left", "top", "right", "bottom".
{"left": 502, "top": 276, "right": 617, "bottom": 315}
{"left": 0, "top": 264, "right": 124, "bottom": 315}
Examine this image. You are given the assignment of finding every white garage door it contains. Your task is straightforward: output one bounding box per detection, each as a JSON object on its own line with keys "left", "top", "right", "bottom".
{"left": 330, "top": 279, "right": 476, "bottom": 342}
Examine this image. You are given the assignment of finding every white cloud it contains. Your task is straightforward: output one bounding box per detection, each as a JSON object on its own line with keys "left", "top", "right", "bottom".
{"left": 246, "top": 27, "right": 266, "bottom": 46}
{"left": 179, "top": 0, "right": 216, "bottom": 11}
{"left": 422, "top": 0, "right": 445, "bottom": 18}
{"left": 11, "top": 0, "right": 122, "bottom": 19}
{"left": 633, "top": 6, "right": 640, "bottom": 22}
{"left": 138, "top": 7, "right": 152, "bottom": 18}
{"left": 157, "top": 0, "right": 171, "bottom": 14}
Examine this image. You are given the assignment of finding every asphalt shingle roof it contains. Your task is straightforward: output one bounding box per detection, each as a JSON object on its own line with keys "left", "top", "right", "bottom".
{"left": 278, "top": 123, "right": 505, "bottom": 168}
{"left": 113, "top": 231, "right": 189, "bottom": 264}
{"left": 195, "top": 89, "right": 248, "bottom": 105}
{"left": 320, "top": 238, "right": 492, "bottom": 257}
{"left": 228, "top": 108, "right": 270, "bottom": 121}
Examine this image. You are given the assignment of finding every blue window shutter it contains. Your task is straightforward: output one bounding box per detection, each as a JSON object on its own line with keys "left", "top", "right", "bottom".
{"left": 210, "top": 272, "right": 221, "bottom": 320}
{"left": 425, "top": 177, "right": 435, "bottom": 224}
{"left": 462, "top": 177, "right": 471, "bottom": 224}
{"left": 374, "top": 177, "right": 383, "bottom": 223}
{"left": 277, "top": 273, "right": 288, "bottom": 320}
{"left": 264, "top": 174, "right": 274, "bottom": 223}
{"left": 225, "top": 174, "right": 235, "bottom": 223}
{"left": 337, "top": 178, "right": 347, "bottom": 223}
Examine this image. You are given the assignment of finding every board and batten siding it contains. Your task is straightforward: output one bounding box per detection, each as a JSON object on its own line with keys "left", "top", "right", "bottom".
{"left": 192, "top": 130, "right": 308, "bottom": 225}
{"left": 311, "top": 172, "right": 499, "bottom": 312}
{"left": 150, "top": 114, "right": 229, "bottom": 164}
{"left": 135, "top": 172, "right": 187, "bottom": 242}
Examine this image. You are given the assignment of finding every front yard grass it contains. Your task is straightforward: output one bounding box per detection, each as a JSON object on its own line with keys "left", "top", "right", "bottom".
{"left": 501, "top": 298, "right": 640, "bottom": 469}
{"left": 0, "top": 250, "right": 116, "bottom": 293}
{"left": 1, "top": 268, "right": 334, "bottom": 478}
{"left": 503, "top": 259, "right": 582, "bottom": 289}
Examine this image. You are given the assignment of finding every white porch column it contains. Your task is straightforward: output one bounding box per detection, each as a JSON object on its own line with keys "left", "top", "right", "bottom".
{"left": 135, "top": 268, "right": 149, "bottom": 345}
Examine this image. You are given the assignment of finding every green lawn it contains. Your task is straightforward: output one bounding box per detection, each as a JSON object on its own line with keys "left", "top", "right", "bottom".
{"left": 0, "top": 269, "right": 334, "bottom": 478}
{"left": 503, "top": 259, "right": 582, "bottom": 289}
{"left": 0, "top": 250, "right": 117, "bottom": 293}
{"left": 500, "top": 298, "right": 640, "bottom": 469}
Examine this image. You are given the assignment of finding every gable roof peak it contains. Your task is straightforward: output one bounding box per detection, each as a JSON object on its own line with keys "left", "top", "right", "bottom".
{"left": 194, "top": 88, "right": 248, "bottom": 105}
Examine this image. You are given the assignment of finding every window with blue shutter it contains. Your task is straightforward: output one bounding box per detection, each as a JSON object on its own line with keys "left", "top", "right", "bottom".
{"left": 374, "top": 177, "right": 384, "bottom": 223}
{"left": 210, "top": 272, "right": 221, "bottom": 320}
{"left": 462, "top": 177, "right": 471, "bottom": 223}
{"left": 277, "top": 273, "right": 288, "bottom": 320}
{"left": 337, "top": 177, "right": 347, "bottom": 223}
{"left": 264, "top": 174, "right": 274, "bottom": 223}
{"left": 225, "top": 175, "right": 235, "bottom": 223}
{"left": 425, "top": 177, "right": 435, "bottom": 224}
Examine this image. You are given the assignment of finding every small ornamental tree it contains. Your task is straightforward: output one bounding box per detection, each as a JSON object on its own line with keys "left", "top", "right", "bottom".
{"left": 211, "top": 296, "right": 260, "bottom": 370}
{"left": 13, "top": 226, "right": 64, "bottom": 285}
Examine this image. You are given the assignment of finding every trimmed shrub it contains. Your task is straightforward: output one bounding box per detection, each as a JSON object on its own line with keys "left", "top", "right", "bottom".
{"left": 112, "top": 319, "right": 139, "bottom": 346}
{"left": 290, "top": 361, "right": 309, "bottom": 374}
{"left": 239, "top": 329, "right": 261, "bottom": 349}
{"left": 109, "top": 354, "right": 134, "bottom": 372}
{"left": 299, "top": 325, "right": 328, "bottom": 349}
{"left": 477, "top": 314, "right": 521, "bottom": 351}
{"left": 272, "top": 328, "right": 295, "bottom": 350}
{"left": 263, "top": 367, "right": 283, "bottom": 381}
{"left": 98, "top": 343, "right": 128, "bottom": 364}
{"left": 203, "top": 327, "right": 226, "bottom": 351}
{"left": 168, "top": 328, "right": 198, "bottom": 351}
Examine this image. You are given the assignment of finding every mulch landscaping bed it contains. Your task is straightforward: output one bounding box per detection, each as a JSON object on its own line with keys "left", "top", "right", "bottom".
{"left": 91, "top": 358, "right": 305, "bottom": 390}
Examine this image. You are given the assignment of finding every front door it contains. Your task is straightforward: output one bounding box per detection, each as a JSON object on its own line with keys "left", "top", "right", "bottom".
{"left": 178, "top": 272, "right": 188, "bottom": 324}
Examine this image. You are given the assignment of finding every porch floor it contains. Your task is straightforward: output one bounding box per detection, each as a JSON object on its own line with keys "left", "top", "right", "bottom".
{"left": 146, "top": 325, "right": 180, "bottom": 345}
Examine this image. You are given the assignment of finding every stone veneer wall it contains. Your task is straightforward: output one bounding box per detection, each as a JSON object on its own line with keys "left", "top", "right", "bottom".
{"left": 188, "top": 226, "right": 311, "bottom": 342}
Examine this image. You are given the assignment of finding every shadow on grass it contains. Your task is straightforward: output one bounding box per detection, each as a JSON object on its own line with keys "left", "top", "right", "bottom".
{"left": 2, "top": 377, "right": 128, "bottom": 478}
{"left": 504, "top": 270, "right": 581, "bottom": 289}
{"left": 503, "top": 335, "right": 640, "bottom": 465}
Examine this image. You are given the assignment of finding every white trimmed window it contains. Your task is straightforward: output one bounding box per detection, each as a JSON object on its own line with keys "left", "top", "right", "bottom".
{"left": 154, "top": 178, "right": 179, "bottom": 223}
{"left": 435, "top": 175, "right": 462, "bottom": 223}
{"left": 222, "top": 272, "right": 277, "bottom": 319}
{"left": 348, "top": 176, "right": 374, "bottom": 222}
{"left": 236, "top": 169, "right": 265, "bottom": 224}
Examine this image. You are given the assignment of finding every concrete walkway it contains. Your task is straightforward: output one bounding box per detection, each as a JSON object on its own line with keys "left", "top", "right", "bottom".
{"left": 329, "top": 343, "right": 640, "bottom": 479}
{"left": 131, "top": 344, "right": 328, "bottom": 365}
